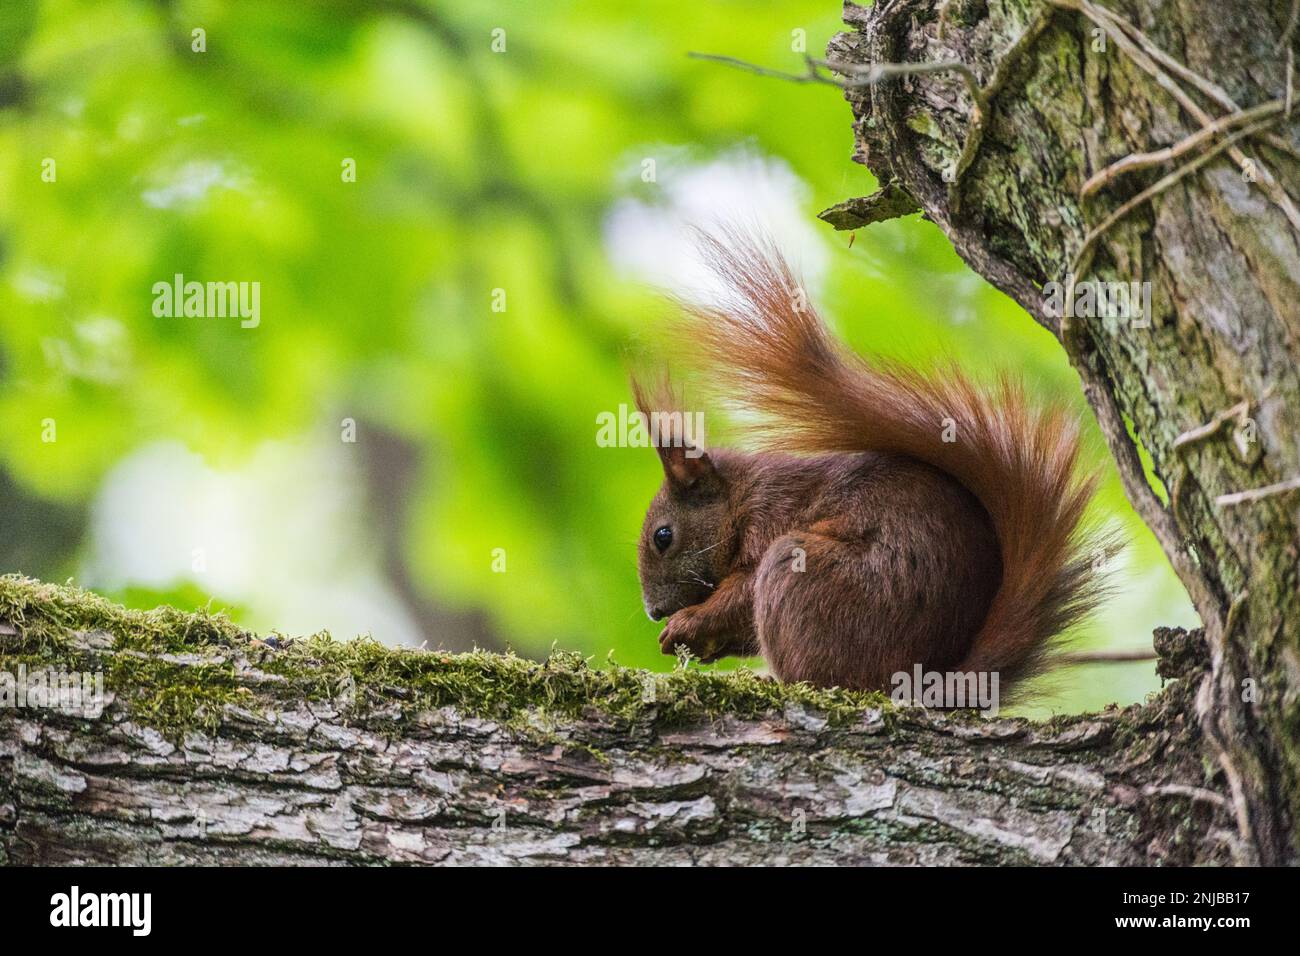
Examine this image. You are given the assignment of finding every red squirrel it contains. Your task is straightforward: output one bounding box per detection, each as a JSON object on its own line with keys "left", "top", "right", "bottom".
{"left": 634, "top": 231, "right": 1108, "bottom": 698}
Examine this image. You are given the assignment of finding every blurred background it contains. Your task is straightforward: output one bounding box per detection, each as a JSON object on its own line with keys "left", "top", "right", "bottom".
{"left": 0, "top": 0, "right": 1197, "bottom": 714}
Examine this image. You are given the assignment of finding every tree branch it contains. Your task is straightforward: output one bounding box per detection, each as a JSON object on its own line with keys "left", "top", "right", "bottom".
{"left": 0, "top": 578, "right": 1232, "bottom": 865}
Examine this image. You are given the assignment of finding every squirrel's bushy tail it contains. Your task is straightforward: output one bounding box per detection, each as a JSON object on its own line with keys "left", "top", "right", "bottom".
{"left": 682, "top": 230, "right": 1108, "bottom": 690}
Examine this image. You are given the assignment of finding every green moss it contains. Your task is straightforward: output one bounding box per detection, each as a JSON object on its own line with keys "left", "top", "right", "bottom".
{"left": 106, "top": 655, "right": 256, "bottom": 737}
{"left": 0, "top": 575, "right": 892, "bottom": 742}
{"left": 0, "top": 575, "right": 247, "bottom": 654}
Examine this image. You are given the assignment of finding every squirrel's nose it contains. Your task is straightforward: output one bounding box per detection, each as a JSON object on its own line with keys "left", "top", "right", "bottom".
{"left": 647, "top": 605, "right": 666, "bottom": 622}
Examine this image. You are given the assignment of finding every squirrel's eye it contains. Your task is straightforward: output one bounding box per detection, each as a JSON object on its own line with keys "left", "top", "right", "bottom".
{"left": 653, "top": 525, "right": 673, "bottom": 553}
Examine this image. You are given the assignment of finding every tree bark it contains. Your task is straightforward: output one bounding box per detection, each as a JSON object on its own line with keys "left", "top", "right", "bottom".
{"left": 0, "top": 578, "right": 1243, "bottom": 865}
{"left": 823, "top": 0, "right": 1300, "bottom": 864}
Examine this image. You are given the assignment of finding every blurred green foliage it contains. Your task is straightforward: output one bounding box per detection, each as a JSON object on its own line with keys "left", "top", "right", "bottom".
{"left": 0, "top": 0, "right": 1196, "bottom": 713}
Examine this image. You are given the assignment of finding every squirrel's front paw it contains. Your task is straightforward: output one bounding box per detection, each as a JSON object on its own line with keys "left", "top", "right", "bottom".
{"left": 658, "top": 607, "right": 724, "bottom": 662}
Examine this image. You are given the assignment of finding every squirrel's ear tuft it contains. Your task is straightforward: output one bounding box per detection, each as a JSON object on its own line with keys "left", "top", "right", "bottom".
{"left": 630, "top": 371, "right": 717, "bottom": 492}
{"left": 630, "top": 369, "right": 674, "bottom": 422}
{"left": 657, "top": 442, "right": 715, "bottom": 491}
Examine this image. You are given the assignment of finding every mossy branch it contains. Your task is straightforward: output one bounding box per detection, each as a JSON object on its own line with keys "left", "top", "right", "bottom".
{"left": 0, "top": 576, "right": 1237, "bottom": 865}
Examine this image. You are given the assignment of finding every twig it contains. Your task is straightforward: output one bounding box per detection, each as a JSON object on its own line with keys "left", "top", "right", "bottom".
{"left": 1280, "top": 0, "right": 1300, "bottom": 54}
{"left": 947, "top": 6, "right": 1055, "bottom": 215}
{"left": 1142, "top": 783, "right": 1231, "bottom": 810}
{"left": 1195, "top": 673, "right": 1258, "bottom": 865}
{"left": 687, "top": 52, "right": 984, "bottom": 109}
{"left": 1099, "top": 0, "right": 1300, "bottom": 224}
{"left": 1216, "top": 475, "right": 1300, "bottom": 507}
{"left": 690, "top": 50, "right": 1000, "bottom": 212}
{"left": 1172, "top": 400, "right": 1252, "bottom": 450}
{"left": 1094, "top": 4, "right": 1236, "bottom": 111}
{"left": 1170, "top": 400, "right": 1250, "bottom": 524}
{"left": 1288, "top": 46, "right": 1295, "bottom": 117}
{"left": 1051, "top": 0, "right": 1300, "bottom": 233}
{"left": 686, "top": 52, "right": 840, "bottom": 87}
{"left": 1056, "top": 649, "right": 1157, "bottom": 663}
{"left": 1098, "top": 4, "right": 1298, "bottom": 159}
{"left": 818, "top": 56, "right": 983, "bottom": 110}
{"left": 1081, "top": 100, "right": 1285, "bottom": 198}
{"left": 1224, "top": 589, "right": 1249, "bottom": 648}
{"left": 1069, "top": 117, "right": 1281, "bottom": 279}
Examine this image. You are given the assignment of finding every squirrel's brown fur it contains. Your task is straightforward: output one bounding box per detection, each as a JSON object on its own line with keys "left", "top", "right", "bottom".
{"left": 634, "top": 230, "right": 1109, "bottom": 698}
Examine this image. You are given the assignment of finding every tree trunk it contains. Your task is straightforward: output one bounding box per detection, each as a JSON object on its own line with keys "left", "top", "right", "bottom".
{"left": 0, "top": 577, "right": 1246, "bottom": 865}
{"left": 822, "top": 0, "right": 1300, "bottom": 864}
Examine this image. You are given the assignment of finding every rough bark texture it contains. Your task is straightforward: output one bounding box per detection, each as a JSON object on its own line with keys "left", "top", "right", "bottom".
{"left": 0, "top": 578, "right": 1241, "bottom": 865}
{"left": 824, "top": 0, "right": 1300, "bottom": 864}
